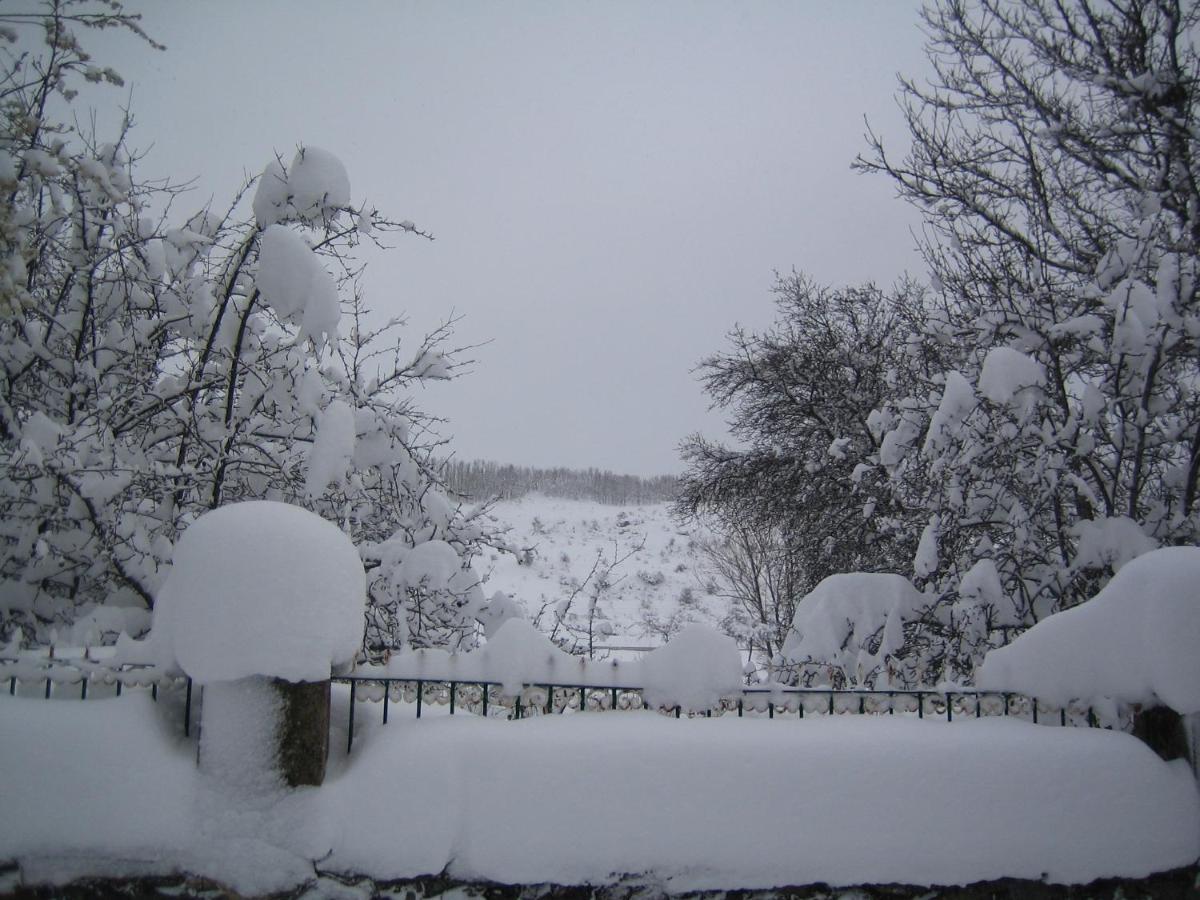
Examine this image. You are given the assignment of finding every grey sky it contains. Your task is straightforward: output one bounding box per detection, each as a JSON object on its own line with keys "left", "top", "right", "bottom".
{"left": 84, "top": 1, "right": 930, "bottom": 477}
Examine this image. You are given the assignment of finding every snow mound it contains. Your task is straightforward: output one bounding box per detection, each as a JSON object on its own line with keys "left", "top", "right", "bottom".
{"left": 256, "top": 224, "right": 341, "bottom": 348}
{"left": 978, "top": 546, "right": 1200, "bottom": 713}
{"left": 639, "top": 624, "right": 743, "bottom": 713}
{"left": 285, "top": 146, "right": 351, "bottom": 221}
{"left": 252, "top": 146, "right": 350, "bottom": 227}
{"left": 4, "top": 695, "right": 1197, "bottom": 892}
{"left": 482, "top": 619, "right": 580, "bottom": 696}
{"left": 1072, "top": 516, "right": 1158, "bottom": 572}
{"left": 783, "top": 573, "right": 927, "bottom": 680}
{"left": 978, "top": 346, "right": 1045, "bottom": 406}
{"left": 154, "top": 501, "right": 366, "bottom": 684}
{"left": 477, "top": 590, "right": 525, "bottom": 639}
{"left": 305, "top": 399, "right": 356, "bottom": 498}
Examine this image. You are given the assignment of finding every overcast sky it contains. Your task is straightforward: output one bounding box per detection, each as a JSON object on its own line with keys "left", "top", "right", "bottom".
{"left": 81, "top": 1, "right": 931, "bottom": 477}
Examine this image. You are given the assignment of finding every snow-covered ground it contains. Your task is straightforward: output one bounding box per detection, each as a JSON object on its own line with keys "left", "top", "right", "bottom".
{"left": 478, "top": 496, "right": 725, "bottom": 653}
{"left": 2, "top": 690, "right": 1197, "bottom": 895}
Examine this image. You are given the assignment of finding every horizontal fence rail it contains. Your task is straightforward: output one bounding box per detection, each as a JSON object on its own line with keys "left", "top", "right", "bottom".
{"left": 1, "top": 652, "right": 195, "bottom": 736}
{"left": 331, "top": 674, "right": 1116, "bottom": 754}
{"left": 1, "top": 650, "right": 1122, "bottom": 758}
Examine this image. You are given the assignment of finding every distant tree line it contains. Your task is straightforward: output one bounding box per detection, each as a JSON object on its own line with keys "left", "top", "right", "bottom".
{"left": 445, "top": 460, "right": 678, "bottom": 506}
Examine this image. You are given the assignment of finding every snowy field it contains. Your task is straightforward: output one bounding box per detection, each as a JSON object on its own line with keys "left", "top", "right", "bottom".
{"left": 2, "top": 689, "right": 1197, "bottom": 896}
{"left": 478, "top": 496, "right": 724, "bottom": 652}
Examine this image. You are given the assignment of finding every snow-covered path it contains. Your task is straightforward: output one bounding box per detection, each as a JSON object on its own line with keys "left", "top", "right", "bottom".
{"left": 2, "top": 692, "right": 1197, "bottom": 895}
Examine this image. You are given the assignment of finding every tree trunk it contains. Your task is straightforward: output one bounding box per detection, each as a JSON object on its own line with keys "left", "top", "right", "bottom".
{"left": 273, "top": 678, "right": 331, "bottom": 787}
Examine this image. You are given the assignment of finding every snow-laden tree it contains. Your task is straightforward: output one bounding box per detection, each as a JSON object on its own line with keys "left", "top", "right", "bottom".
{"left": 854, "top": 0, "right": 1200, "bottom": 657}
{"left": 675, "top": 276, "right": 939, "bottom": 651}
{"left": 0, "top": 2, "right": 507, "bottom": 656}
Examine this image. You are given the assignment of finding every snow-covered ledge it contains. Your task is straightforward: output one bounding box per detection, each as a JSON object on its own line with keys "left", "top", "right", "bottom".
{"left": 978, "top": 546, "right": 1200, "bottom": 769}
{"left": 153, "top": 501, "right": 366, "bottom": 787}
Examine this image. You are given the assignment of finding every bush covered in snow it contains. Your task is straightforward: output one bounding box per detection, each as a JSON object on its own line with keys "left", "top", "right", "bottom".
{"left": 0, "top": 6, "right": 507, "bottom": 658}
{"left": 978, "top": 547, "right": 1200, "bottom": 714}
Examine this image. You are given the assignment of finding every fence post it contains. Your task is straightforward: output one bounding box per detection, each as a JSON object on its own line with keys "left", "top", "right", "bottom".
{"left": 347, "top": 680, "right": 356, "bottom": 754}
{"left": 184, "top": 678, "right": 193, "bottom": 737}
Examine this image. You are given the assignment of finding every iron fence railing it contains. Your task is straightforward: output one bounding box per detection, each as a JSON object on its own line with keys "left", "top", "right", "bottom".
{"left": 331, "top": 674, "right": 1117, "bottom": 754}
{"left": 0, "top": 651, "right": 1120, "bottom": 758}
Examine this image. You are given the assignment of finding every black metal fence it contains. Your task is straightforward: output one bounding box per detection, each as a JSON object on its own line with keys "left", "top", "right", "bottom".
{"left": 332, "top": 674, "right": 1115, "bottom": 754}
{"left": 1, "top": 652, "right": 1119, "bottom": 758}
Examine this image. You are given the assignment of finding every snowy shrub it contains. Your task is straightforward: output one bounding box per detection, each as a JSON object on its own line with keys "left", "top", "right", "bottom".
{"left": 640, "top": 624, "right": 743, "bottom": 713}
{"left": 978, "top": 547, "right": 1200, "bottom": 715}
{"left": 0, "top": 5, "right": 508, "bottom": 653}
{"left": 636, "top": 569, "right": 666, "bottom": 587}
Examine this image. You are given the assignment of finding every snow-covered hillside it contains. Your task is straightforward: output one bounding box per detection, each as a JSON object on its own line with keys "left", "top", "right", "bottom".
{"left": 478, "top": 496, "right": 728, "bottom": 656}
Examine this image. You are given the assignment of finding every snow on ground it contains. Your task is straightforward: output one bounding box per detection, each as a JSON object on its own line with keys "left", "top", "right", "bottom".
{"left": 2, "top": 690, "right": 1197, "bottom": 894}
{"left": 478, "top": 496, "right": 724, "bottom": 653}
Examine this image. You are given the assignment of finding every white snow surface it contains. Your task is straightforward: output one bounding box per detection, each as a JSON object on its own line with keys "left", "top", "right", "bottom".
{"left": 783, "top": 573, "right": 928, "bottom": 679}
{"left": 252, "top": 147, "right": 350, "bottom": 227}
{"left": 153, "top": 501, "right": 365, "bottom": 684}
{"left": 478, "top": 496, "right": 724, "bottom": 649}
{"left": 1072, "top": 515, "right": 1158, "bottom": 572}
{"left": 304, "top": 399, "right": 356, "bottom": 498}
{"left": 979, "top": 547, "right": 1200, "bottom": 713}
{"left": 639, "top": 624, "right": 743, "bottom": 713}
{"left": 978, "top": 346, "right": 1046, "bottom": 406}
{"left": 2, "top": 692, "right": 1197, "bottom": 893}
{"left": 255, "top": 223, "right": 341, "bottom": 347}
{"left": 923, "top": 370, "right": 974, "bottom": 454}
{"left": 284, "top": 146, "right": 351, "bottom": 221}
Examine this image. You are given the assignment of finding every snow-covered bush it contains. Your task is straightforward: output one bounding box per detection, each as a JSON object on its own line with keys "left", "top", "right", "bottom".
{"left": 639, "top": 624, "right": 743, "bottom": 713}
{"left": 978, "top": 547, "right": 1200, "bottom": 715}
{"left": 780, "top": 573, "right": 931, "bottom": 688}
{"left": 0, "top": 3, "right": 507, "bottom": 656}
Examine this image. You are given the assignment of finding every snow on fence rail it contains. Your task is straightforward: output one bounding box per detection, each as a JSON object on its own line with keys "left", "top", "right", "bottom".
{"left": 0, "top": 645, "right": 1119, "bottom": 758}
{"left": 332, "top": 673, "right": 1117, "bottom": 753}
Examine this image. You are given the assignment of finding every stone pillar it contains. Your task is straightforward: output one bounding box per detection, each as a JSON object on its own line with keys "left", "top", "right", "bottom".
{"left": 273, "top": 678, "right": 331, "bottom": 787}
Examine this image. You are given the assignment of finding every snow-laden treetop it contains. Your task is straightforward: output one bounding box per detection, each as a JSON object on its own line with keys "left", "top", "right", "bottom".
{"left": 978, "top": 547, "right": 1200, "bottom": 714}
{"left": 154, "top": 501, "right": 366, "bottom": 684}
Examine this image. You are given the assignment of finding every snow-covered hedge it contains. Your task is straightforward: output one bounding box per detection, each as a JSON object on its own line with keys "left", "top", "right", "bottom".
{"left": 978, "top": 547, "right": 1200, "bottom": 714}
